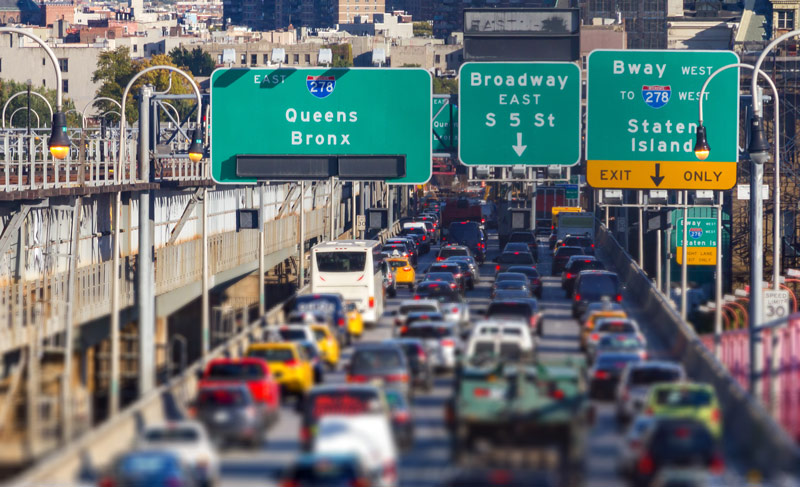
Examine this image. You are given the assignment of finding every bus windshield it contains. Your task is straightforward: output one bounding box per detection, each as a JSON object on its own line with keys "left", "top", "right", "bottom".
{"left": 315, "top": 252, "right": 366, "bottom": 272}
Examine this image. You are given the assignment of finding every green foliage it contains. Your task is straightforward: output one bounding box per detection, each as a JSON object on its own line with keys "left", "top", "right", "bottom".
{"left": 326, "top": 44, "right": 353, "bottom": 68}
{"left": 433, "top": 77, "right": 458, "bottom": 94}
{"left": 92, "top": 47, "right": 199, "bottom": 124}
{"left": 0, "top": 79, "right": 75, "bottom": 129}
{"left": 169, "top": 46, "right": 216, "bottom": 77}
{"left": 413, "top": 21, "right": 433, "bottom": 37}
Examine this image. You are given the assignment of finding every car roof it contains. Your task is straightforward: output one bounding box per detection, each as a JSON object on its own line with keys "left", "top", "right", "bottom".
{"left": 496, "top": 272, "right": 528, "bottom": 279}
{"left": 567, "top": 255, "right": 597, "bottom": 262}
{"left": 400, "top": 299, "right": 437, "bottom": 306}
{"left": 410, "top": 320, "right": 456, "bottom": 328}
{"left": 578, "top": 270, "right": 618, "bottom": 277}
{"left": 596, "top": 352, "right": 643, "bottom": 361}
{"left": 407, "top": 311, "right": 444, "bottom": 317}
{"left": 352, "top": 342, "right": 404, "bottom": 351}
{"left": 650, "top": 382, "right": 714, "bottom": 392}
{"left": 628, "top": 361, "right": 683, "bottom": 371}
{"left": 310, "top": 383, "right": 382, "bottom": 394}
{"left": 440, "top": 245, "right": 468, "bottom": 250}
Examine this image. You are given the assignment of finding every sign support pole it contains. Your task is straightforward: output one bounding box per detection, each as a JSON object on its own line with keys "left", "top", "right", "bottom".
{"left": 656, "top": 228, "right": 662, "bottom": 292}
{"left": 258, "top": 182, "right": 265, "bottom": 317}
{"left": 750, "top": 159, "right": 765, "bottom": 399}
{"left": 681, "top": 191, "right": 689, "bottom": 321}
{"left": 299, "top": 181, "right": 305, "bottom": 286}
{"left": 638, "top": 191, "right": 644, "bottom": 268}
{"left": 714, "top": 191, "right": 723, "bottom": 358}
{"left": 665, "top": 227, "right": 672, "bottom": 297}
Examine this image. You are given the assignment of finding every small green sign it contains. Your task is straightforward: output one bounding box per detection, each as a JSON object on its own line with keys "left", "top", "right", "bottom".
{"left": 672, "top": 214, "right": 718, "bottom": 266}
{"left": 433, "top": 95, "right": 457, "bottom": 154}
{"left": 210, "top": 68, "right": 432, "bottom": 184}
{"left": 458, "top": 62, "right": 581, "bottom": 166}
{"left": 586, "top": 50, "right": 739, "bottom": 190}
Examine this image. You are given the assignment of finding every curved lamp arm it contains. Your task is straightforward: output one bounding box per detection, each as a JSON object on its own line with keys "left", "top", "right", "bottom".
{"left": 0, "top": 27, "right": 62, "bottom": 110}
{"left": 10, "top": 106, "right": 40, "bottom": 128}
{"left": 2, "top": 91, "right": 53, "bottom": 129}
{"left": 752, "top": 29, "right": 800, "bottom": 116}
{"left": 82, "top": 96, "right": 122, "bottom": 129}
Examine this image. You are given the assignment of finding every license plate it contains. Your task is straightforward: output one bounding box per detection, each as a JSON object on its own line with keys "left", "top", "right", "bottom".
{"left": 214, "top": 411, "right": 229, "bottom": 423}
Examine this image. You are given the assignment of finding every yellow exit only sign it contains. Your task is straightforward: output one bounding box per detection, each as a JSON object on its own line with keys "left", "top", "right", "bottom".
{"left": 676, "top": 246, "right": 717, "bottom": 266}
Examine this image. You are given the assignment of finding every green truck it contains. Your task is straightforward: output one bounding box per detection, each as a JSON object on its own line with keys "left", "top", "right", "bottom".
{"left": 448, "top": 357, "right": 592, "bottom": 485}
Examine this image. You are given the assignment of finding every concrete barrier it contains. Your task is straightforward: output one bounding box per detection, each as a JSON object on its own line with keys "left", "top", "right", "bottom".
{"left": 596, "top": 225, "right": 800, "bottom": 478}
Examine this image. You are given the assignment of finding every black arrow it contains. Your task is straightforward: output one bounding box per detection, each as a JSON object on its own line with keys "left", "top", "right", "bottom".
{"left": 651, "top": 163, "right": 665, "bottom": 187}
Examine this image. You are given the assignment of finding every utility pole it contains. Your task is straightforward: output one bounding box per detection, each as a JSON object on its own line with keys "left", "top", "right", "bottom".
{"left": 258, "top": 183, "right": 265, "bottom": 316}
{"left": 137, "top": 85, "right": 155, "bottom": 396}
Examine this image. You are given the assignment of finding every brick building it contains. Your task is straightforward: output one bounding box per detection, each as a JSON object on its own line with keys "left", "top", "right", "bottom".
{"left": 40, "top": 1, "right": 74, "bottom": 26}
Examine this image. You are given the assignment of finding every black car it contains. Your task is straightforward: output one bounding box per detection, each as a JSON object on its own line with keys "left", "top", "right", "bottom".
{"left": 588, "top": 352, "right": 642, "bottom": 399}
{"left": 445, "top": 221, "right": 486, "bottom": 263}
{"left": 631, "top": 418, "right": 724, "bottom": 486}
{"left": 291, "top": 294, "right": 348, "bottom": 341}
{"left": 562, "top": 256, "right": 605, "bottom": 297}
{"left": 491, "top": 280, "right": 531, "bottom": 299}
{"left": 388, "top": 338, "right": 434, "bottom": 391}
{"left": 427, "top": 262, "right": 466, "bottom": 293}
{"left": 508, "top": 230, "right": 538, "bottom": 257}
{"left": 347, "top": 342, "right": 412, "bottom": 396}
{"left": 414, "top": 281, "right": 461, "bottom": 302}
{"left": 486, "top": 299, "right": 540, "bottom": 333}
{"left": 400, "top": 227, "right": 430, "bottom": 253}
{"left": 437, "top": 244, "right": 471, "bottom": 262}
{"left": 506, "top": 265, "right": 543, "bottom": 298}
{"left": 447, "top": 259, "right": 476, "bottom": 290}
{"left": 552, "top": 246, "right": 585, "bottom": 275}
{"left": 494, "top": 251, "right": 536, "bottom": 275}
{"left": 281, "top": 453, "right": 370, "bottom": 487}
{"left": 572, "top": 271, "right": 622, "bottom": 318}
{"left": 195, "top": 384, "right": 271, "bottom": 448}
{"left": 562, "top": 235, "right": 595, "bottom": 256}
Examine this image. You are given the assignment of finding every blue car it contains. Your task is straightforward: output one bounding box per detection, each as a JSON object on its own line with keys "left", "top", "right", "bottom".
{"left": 99, "top": 450, "right": 198, "bottom": 487}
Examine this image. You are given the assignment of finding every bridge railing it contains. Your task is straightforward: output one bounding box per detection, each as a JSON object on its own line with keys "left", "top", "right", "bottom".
{"left": 597, "top": 225, "right": 800, "bottom": 478}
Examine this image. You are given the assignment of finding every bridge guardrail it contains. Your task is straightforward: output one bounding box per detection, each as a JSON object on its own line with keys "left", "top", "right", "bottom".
{"left": 597, "top": 225, "right": 800, "bottom": 478}
{"left": 6, "top": 219, "right": 403, "bottom": 487}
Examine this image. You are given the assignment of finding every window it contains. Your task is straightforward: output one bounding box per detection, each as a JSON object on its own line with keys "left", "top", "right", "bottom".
{"left": 263, "top": 53, "right": 268, "bottom": 64}
{"left": 293, "top": 53, "right": 299, "bottom": 63}
{"left": 778, "top": 10, "right": 795, "bottom": 30}
{"left": 62, "top": 79, "right": 68, "bottom": 93}
{"left": 304, "top": 53, "right": 310, "bottom": 64}
{"left": 133, "top": 44, "right": 138, "bottom": 52}
{"left": 42, "top": 57, "right": 46, "bottom": 66}
{"left": 42, "top": 78, "right": 46, "bottom": 86}
{"left": 435, "top": 54, "right": 440, "bottom": 64}
{"left": 250, "top": 53, "right": 256, "bottom": 65}
{"left": 217, "top": 54, "right": 223, "bottom": 63}
{"left": 240, "top": 53, "right": 246, "bottom": 64}
{"left": 0, "top": 59, "right": 2, "bottom": 72}
{"left": 58, "top": 58, "right": 68, "bottom": 73}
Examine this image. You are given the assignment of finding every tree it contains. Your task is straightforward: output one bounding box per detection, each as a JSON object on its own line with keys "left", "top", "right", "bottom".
{"left": 433, "top": 77, "right": 458, "bottom": 94}
{"left": 413, "top": 21, "right": 433, "bottom": 37}
{"left": 0, "top": 79, "right": 76, "bottom": 128}
{"left": 169, "top": 46, "right": 216, "bottom": 77}
{"left": 326, "top": 44, "right": 353, "bottom": 67}
{"left": 92, "top": 48, "right": 199, "bottom": 124}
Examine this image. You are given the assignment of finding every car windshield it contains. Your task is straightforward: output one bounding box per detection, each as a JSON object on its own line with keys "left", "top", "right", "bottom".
{"left": 439, "top": 248, "right": 468, "bottom": 259}
{"left": 278, "top": 329, "right": 308, "bottom": 341}
{"left": 248, "top": 347, "right": 295, "bottom": 362}
{"left": 507, "top": 266, "right": 540, "bottom": 278}
{"left": 425, "top": 272, "right": 455, "bottom": 282}
{"left": 199, "top": 388, "right": 249, "bottom": 406}
{"left": 119, "top": 453, "right": 176, "bottom": 476}
{"left": 471, "top": 341, "right": 521, "bottom": 361}
{"left": 416, "top": 284, "right": 459, "bottom": 302}
{"left": 143, "top": 428, "right": 199, "bottom": 443}
{"left": 388, "top": 260, "right": 409, "bottom": 269}
{"left": 205, "top": 362, "right": 264, "bottom": 380}
{"left": 651, "top": 422, "right": 715, "bottom": 456}
{"left": 448, "top": 223, "right": 481, "bottom": 244}
{"left": 498, "top": 253, "right": 535, "bottom": 264}
{"left": 315, "top": 252, "right": 366, "bottom": 272}
{"left": 400, "top": 304, "right": 438, "bottom": 314}
{"left": 404, "top": 325, "right": 453, "bottom": 339}
{"left": 351, "top": 349, "right": 403, "bottom": 371}
{"left": 555, "top": 247, "right": 584, "bottom": 258}
{"left": 597, "top": 335, "right": 642, "bottom": 349}
{"left": 630, "top": 368, "right": 682, "bottom": 385}
{"left": 495, "top": 281, "right": 527, "bottom": 290}
{"left": 654, "top": 388, "right": 713, "bottom": 407}
{"left": 496, "top": 273, "right": 528, "bottom": 283}
{"left": 597, "top": 322, "right": 635, "bottom": 333}
{"left": 295, "top": 296, "right": 340, "bottom": 314}
{"left": 488, "top": 302, "right": 533, "bottom": 317}
{"left": 569, "top": 260, "right": 605, "bottom": 272}
{"left": 578, "top": 275, "right": 620, "bottom": 297}
{"left": 308, "top": 390, "right": 382, "bottom": 419}
{"left": 596, "top": 355, "right": 641, "bottom": 370}
{"left": 430, "top": 264, "right": 460, "bottom": 274}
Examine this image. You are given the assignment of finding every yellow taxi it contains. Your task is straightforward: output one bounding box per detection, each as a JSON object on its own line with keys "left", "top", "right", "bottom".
{"left": 581, "top": 309, "right": 628, "bottom": 349}
{"left": 386, "top": 256, "right": 416, "bottom": 290}
{"left": 245, "top": 342, "right": 314, "bottom": 396}
{"left": 345, "top": 303, "right": 364, "bottom": 338}
{"left": 644, "top": 383, "right": 722, "bottom": 438}
{"left": 311, "top": 324, "right": 340, "bottom": 368}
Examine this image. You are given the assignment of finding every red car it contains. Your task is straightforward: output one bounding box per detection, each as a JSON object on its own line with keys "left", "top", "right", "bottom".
{"left": 199, "top": 357, "right": 281, "bottom": 420}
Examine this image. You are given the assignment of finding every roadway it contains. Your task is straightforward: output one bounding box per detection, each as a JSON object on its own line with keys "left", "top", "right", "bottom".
{"left": 217, "top": 231, "right": 740, "bottom": 487}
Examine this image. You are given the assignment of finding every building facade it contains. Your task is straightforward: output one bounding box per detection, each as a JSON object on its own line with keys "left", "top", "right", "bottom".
{"left": 335, "top": 0, "right": 385, "bottom": 24}
{"left": 771, "top": 0, "right": 800, "bottom": 37}
{"left": 433, "top": 0, "right": 557, "bottom": 38}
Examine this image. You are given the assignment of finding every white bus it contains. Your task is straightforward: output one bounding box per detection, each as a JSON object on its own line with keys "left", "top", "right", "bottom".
{"left": 311, "top": 240, "right": 385, "bottom": 325}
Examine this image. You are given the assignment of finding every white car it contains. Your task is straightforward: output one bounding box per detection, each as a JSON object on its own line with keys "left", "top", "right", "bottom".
{"left": 469, "top": 319, "right": 535, "bottom": 354}
{"left": 615, "top": 361, "right": 686, "bottom": 423}
{"left": 394, "top": 299, "right": 440, "bottom": 328}
{"left": 403, "top": 321, "right": 461, "bottom": 370}
{"left": 313, "top": 414, "right": 398, "bottom": 487}
{"left": 440, "top": 297, "right": 470, "bottom": 325}
{"left": 271, "top": 324, "right": 316, "bottom": 343}
{"left": 586, "top": 318, "right": 643, "bottom": 355}
{"left": 135, "top": 421, "right": 219, "bottom": 487}
{"left": 464, "top": 335, "right": 529, "bottom": 362}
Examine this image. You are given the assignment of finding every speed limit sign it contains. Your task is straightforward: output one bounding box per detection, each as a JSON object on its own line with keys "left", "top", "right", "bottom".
{"left": 763, "top": 290, "right": 791, "bottom": 322}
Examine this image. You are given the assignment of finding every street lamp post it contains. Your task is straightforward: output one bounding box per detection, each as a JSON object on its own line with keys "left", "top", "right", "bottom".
{"left": 696, "top": 63, "right": 780, "bottom": 400}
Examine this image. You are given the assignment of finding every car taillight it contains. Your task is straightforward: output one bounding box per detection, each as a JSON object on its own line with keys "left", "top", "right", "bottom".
{"left": 351, "top": 478, "right": 370, "bottom": 487}
{"left": 451, "top": 306, "right": 459, "bottom": 313}
{"left": 591, "top": 333, "right": 599, "bottom": 341}
{"left": 454, "top": 273, "right": 462, "bottom": 278}
{"left": 403, "top": 267, "right": 411, "bottom": 271}
{"left": 644, "top": 407, "right": 654, "bottom": 415}
{"left": 98, "top": 478, "right": 115, "bottom": 487}
{"left": 369, "top": 297, "right": 375, "bottom": 308}
{"left": 284, "top": 359, "right": 298, "bottom": 366}
{"left": 496, "top": 265, "right": 501, "bottom": 271}
{"left": 417, "top": 348, "right": 427, "bottom": 360}
{"left": 165, "top": 477, "right": 183, "bottom": 487}
{"left": 422, "top": 235, "right": 426, "bottom": 241}
{"left": 710, "top": 454, "right": 725, "bottom": 474}
{"left": 281, "top": 480, "right": 300, "bottom": 487}
{"left": 711, "top": 408, "right": 721, "bottom": 423}
{"left": 639, "top": 350, "right": 648, "bottom": 359}
{"left": 437, "top": 257, "right": 443, "bottom": 261}
{"left": 591, "top": 244, "right": 595, "bottom": 248}
{"left": 300, "top": 426, "right": 310, "bottom": 444}
{"left": 594, "top": 370, "right": 609, "bottom": 379}
{"left": 393, "top": 410, "right": 411, "bottom": 422}
{"left": 400, "top": 326, "right": 408, "bottom": 335}
{"left": 616, "top": 294, "right": 623, "bottom": 302}
{"left": 529, "top": 316, "right": 537, "bottom": 328}
{"left": 637, "top": 454, "right": 654, "bottom": 475}
{"left": 338, "top": 317, "right": 345, "bottom": 327}
{"left": 574, "top": 293, "right": 581, "bottom": 301}
{"left": 551, "top": 389, "right": 565, "bottom": 400}
{"left": 413, "top": 295, "right": 420, "bottom": 300}
{"left": 386, "top": 373, "right": 408, "bottom": 383}
{"left": 450, "top": 283, "right": 456, "bottom": 289}
{"left": 566, "top": 273, "right": 573, "bottom": 279}
{"left": 441, "top": 339, "right": 454, "bottom": 347}
{"left": 348, "top": 375, "right": 368, "bottom": 383}
{"left": 473, "top": 388, "right": 490, "bottom": 397}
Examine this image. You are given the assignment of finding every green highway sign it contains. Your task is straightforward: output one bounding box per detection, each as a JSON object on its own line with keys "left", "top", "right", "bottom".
{"left": 433, "top": 95, "right": 457, "bottom": 155}
{"left": 673, "top": 216, "right": 718, "bottom": 266}
{"left": 586, "top": 50, "right": 739, "bottom": 190}
{"left": 210, "top": 68, "right": 432, "bottom": 184}
{"left": 458, "top": 62, "right": 581, "bottom": 166}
